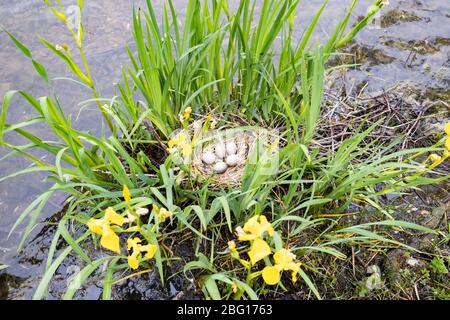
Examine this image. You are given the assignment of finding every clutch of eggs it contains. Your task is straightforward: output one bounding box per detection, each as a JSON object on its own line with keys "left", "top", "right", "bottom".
{"left": 202, "top": 137, "right": 242, "bottom": 174}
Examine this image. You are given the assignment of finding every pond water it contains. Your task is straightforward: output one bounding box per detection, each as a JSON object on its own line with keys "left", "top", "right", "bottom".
{"left": 0, "top": 0, "right": 448, "bottom": 299}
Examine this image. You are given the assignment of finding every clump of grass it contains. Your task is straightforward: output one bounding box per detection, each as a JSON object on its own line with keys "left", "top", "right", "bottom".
{"left": 1, "top": 0, "right": 449, "bottom": 300}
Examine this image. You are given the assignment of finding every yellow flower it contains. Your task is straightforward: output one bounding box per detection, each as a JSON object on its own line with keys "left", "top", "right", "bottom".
{"left": 247, "top": 238, "right": 271, "bottom": 265}
{"left": 167, "top": 132, "right": 191, "bottom": 158}
{"left": 244, "top": 215, "right": 274, "bottom": 237}
{"left": 262, "top": 266, "right": 281, "bottom": 285}
{"left": 235, "top": 216, "right": 275, "bottom": 265}
{"left": 86, "top": 218, "right": 104, "bottom": 235}
{"left": 101, "top": 227, "right": 121, "bottom": 254}
{"left": 183, "top": 107, "right": 192, "bottom": 121}
{"left": 127, "top": 237, "right": 141, "bottom": 270}
{"left": 169, "top": 132, "right": 187, "bottom": 148}
{"left": 127, "top": 237, "right": 158, "bottom": 270}
{"left": 168, "top": 132, "right": 186, "bottom": 149}
{"left": 159, "top": 208, "right": 173, "bottom": 220}
{"left": 444, "top": 122, "right": 450, "bottom": 136}
{"left": 262, "top": 248, "right": 302, "bottom": 285}
{"left": 123, "top": 185, "right": 131, "bottom": 205}
{"left": 236, "top": 215, "right": 274, "bottom": 241}
{"left": 152, "top": 204, "right": 173, "bottom": 221}
{"left": 178, "top": 107, "right": 192, "bottom": 123}
{"left": 228, "top": 240, "right": 236, "bottom": 251}
{"left": 87, "top": 207, "right": 125, "bottom": 254}
{"left": 168, "top": 140, "right": 177, "bottom": 150}
{"left": 127, "top": 253, "right": 140, "bottom": 270}
{"left": 127, "top": 237, "right": 141, "bottom": 250}
{"left": 104, "top": 207, "right": 126, "bottom": 226}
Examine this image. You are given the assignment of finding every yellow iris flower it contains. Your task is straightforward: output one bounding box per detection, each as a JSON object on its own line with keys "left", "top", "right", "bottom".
{"left": 87, "top": 207, "right": 125, "bottom": 254}
{"left": 262, "top": 248, "right": 302, "bottom": 285}
{"left": 236, "top": 215, "right": 274, "bottom": 241}
{"left": 152, "top": 204, "right": 173, "bottom": 221}
{"left": 179, "top": 106, "right": 192, "bottom": 122}
{"left": 236, "top": 215, "right": 274, "bottom": 265}
{"left": 167, "top": 132, "right": 192, "bottom": 157}
{"left": 168, "top": 132, "right": 187, "bottom": 149}
{"left": 127, "top": 237, "right": 158, "bottom": 270}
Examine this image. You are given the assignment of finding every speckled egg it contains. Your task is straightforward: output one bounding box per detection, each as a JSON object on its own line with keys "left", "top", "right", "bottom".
{"left": 214, "top": 141, "right": 226, "bottom": 159}
{"left": 225, "top": 154, "right": 239, "bottom": 167}
{"left": 201, "top": 151, "right": 216, "bottom": 165}
{"left": 226, "top": 141, "right": 237, "bottom": 155}
{"left": 213, "top": 161, "right": 228, "bottom": 174}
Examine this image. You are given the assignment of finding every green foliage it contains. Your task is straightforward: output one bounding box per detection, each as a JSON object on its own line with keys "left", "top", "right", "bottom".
{"left": 0, "top": 0, "right": 448, "bottom": 300}
{"left": 430, "top": 257, "right": 449, "bottom": 275}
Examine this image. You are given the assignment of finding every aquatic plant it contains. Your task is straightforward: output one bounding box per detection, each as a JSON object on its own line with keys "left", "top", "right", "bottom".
{"left": 0, "top": 0, "right": 448, "bottom": 300}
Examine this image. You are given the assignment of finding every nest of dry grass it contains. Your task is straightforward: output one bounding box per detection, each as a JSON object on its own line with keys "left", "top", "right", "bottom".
{"left": 179, "top": 115, "right": 281, "bottom": 188}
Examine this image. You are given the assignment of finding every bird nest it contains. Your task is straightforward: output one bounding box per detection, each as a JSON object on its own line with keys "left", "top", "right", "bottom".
{"left": 170, "top": 116, "right": 281, "bottom": 188}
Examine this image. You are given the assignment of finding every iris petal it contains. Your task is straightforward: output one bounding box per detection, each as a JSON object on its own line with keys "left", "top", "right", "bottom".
{"left": 444, "top": 122, "right": 450, "bottom": 136}
{"left": 243, "top": 215, "right": 260, "bottom": 235}
{"left": 128, "top": 253, "right": 139, "bottom": 270}
{"left": 127, "top": 237, "right": 141, "bottom": 251}
{"left": 262, "top": 266, "right": 281, "bottom": 285}
{"left": 105, "top": 207, "right": 125, "bottom": 226}
{"left": 242, "top": 215, "right": 274, "bottom": 238}
{"left": 87, "top": 218, "right": 104, "bottom": 235}
{"left": 273, "top": 248, "right": 295, "bottom": 266}
{"left": 100, "top": 227, "right": 121, "bottom": 254}
{"left": 259, "top": 215, "right": 274, "bottom": 236}
{"left": 288, "top": 262, "right": 302, "bottom": 283}
{"left": 142, "top": 244, "right": 158, "bottom": 259}
{"left": 248, "top": 238, "right": 271, "bottom": 265}
{"left": 237, "top": 233, "right": 257, "bottom": 241}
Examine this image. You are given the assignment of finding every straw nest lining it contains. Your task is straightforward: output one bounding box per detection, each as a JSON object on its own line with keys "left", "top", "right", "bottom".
{"left": 183, "top": 117, "right": 280, "bottom": 188}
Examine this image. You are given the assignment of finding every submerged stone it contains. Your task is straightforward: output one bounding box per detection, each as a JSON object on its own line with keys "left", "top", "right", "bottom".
{"left": 380, "top": 36, "right": 449, "bottom": 55}
{"left": 380, "top": 10, "right": 428, "bottom": 28}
